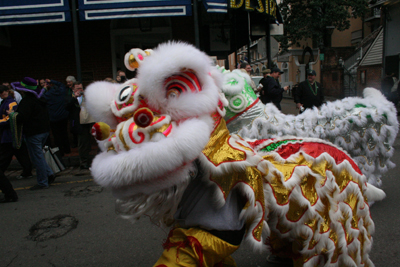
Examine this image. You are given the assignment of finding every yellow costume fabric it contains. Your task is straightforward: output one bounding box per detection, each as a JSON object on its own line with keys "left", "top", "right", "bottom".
{"left": 153, "top": 228, "right": 239, "bottom": 267}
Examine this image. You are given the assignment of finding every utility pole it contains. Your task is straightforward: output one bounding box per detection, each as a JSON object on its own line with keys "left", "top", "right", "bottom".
{"left": 71, "top": 0, "right": 82, "bottom": 82}
{"left": 193, "top": 0, "right": 200, "bottom": 48}
{"left": 247, "top": 12, "right": 251, "bottom": 65}
{"left": 266, "top": 0, "right": 272, "bottom": 69}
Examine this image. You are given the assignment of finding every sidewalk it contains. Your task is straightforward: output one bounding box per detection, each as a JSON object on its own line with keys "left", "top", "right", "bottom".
{"left": 6, "top": 145, "right": 98, "bottom": 179}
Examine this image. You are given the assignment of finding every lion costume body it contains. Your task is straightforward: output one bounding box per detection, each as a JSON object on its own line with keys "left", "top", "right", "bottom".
{"left": 85, "top": 42, "right": 387, "bottom": 266}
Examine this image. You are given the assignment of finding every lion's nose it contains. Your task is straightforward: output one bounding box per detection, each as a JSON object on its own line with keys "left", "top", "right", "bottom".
{"left": 133, "top": 107, "right": 154, "bottom": 128}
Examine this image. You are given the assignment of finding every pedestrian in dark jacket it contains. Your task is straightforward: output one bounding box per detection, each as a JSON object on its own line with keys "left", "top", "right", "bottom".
{"left": 0, "top": 85, "right": 18, "bottom": 202}
{"left": 43, "top": 79, "right": 71, "bottom": 157}
{"left": 0, "top": 85, "right": 32, "bottom": 180}
{"left": 294, "top": 70, "right": 324, "bottom": 113}
{"left": 11, "top": 77, "right": 55, "bottom": 190}
{"left": 259, "top": 68, "right": 289, "bottom": 110}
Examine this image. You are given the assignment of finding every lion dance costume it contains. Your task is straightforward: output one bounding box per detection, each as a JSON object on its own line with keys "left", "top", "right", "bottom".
{"left": 85, "top": 42, "right": 396, "bottom": 266}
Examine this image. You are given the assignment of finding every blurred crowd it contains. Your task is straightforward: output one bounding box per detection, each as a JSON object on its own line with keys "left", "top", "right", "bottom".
{"left": 0, "top": 71, "right": 128, "bottom": 203}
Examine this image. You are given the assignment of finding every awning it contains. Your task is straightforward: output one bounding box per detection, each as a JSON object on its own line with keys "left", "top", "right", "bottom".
{"left": 202, "top": 0, "right": 228, "bottom": 13}
{"left": 0, "top": 0, "right": 70, "bottom": 26}
{"left": 78, "top": 0, "right": 192, "bottom": 21}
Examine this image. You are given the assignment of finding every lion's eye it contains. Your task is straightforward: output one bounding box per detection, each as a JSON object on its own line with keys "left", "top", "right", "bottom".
{"left": 167, "top": 88, "right": 181, "bottom": 98}
{"left": 117, "top": 86, "right": 133, "bottom": 104}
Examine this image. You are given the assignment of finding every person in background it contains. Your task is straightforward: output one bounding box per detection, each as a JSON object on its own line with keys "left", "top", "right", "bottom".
{"left": 11, "top": 77, "right": 55, "bottom": 190}
{"left": 240, "top": 63, "right": 256, "bottom": 91}
{"left": 0, "top": 85, "right": 32, "bottom": 181}
{"left": 67, "top": 82, "right": 96, "bottom": 170}
{"left": 43, "top": 79, "right": 71, "bottom": 158}
{"left": 39, "top": 79, "right": 46, "bottom": 90}
{"left": 0, "top": 85, "right": 26, "bottom": 203}
{"left": 116, "top": 70, "right": 127, "bottom": 84}
{"left": 2, "top": 82, "right": 22, "bottom": 104}
{"left": 259, "top": 67, "right": 289, "bottom": 110}
{"left": 255, "top": 69, "right": 271, "bottom": 94}
{"left": 0, "top": 169, "right": 17, "bottom": 202}
{"left": 65, "top": 76, "right": 76, "bottom": 96}
{"left": 294, "top": 69, "right": 324, "bottom": 113}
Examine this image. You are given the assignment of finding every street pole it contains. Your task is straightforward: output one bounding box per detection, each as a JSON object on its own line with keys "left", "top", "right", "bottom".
{"left": 266, "top": 0, "right": 271, "bottom": 69}
{"left": 247, "top": 12, "right": 251, "bottom": 65}
{"left": 71, "top": 0, "right": 82, "bottom": 82}
{"left": 193, "top": 0, "right": 200, "bottom": 49}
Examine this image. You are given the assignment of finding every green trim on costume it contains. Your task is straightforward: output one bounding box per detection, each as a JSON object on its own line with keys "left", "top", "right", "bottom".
{"left": 260, "top": 139, "right": 301, "bottom": 152}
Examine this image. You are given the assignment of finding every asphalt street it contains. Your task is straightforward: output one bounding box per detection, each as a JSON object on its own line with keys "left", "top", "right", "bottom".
{"left": 1, "top": 97, "right": 399, "bottom": 267}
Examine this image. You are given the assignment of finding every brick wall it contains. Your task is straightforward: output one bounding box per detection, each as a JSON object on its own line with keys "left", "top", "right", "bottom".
{"left": 0, "top": 20, "right": 112, "bottom": 87}
{"left": 321, "top": 68, "right": 343, "bottom": 97}
{"left": 320, "top": 47, "right": 356, "bottom": 98}
{"left": 357, "top": 64, "right": 382, "bottom": 95}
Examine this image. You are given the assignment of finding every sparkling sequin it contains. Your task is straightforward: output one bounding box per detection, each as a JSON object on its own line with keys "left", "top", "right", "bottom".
{"left": 286, "top": 200, "right": 307, "bottom": 222}
{"left": 300, "top": 175, "right": 318, "bottom": 206}
{"left": 329, "top": 230, "right": 341, "bottom": 263}
{"left": 317, "top": 197, "right": 331, "bottom": 233}
{"left": 344, "top": 193, "right": 360, "bottom": 229}
{"left": 202, "top": 119, "right": 247, "bottom": 166}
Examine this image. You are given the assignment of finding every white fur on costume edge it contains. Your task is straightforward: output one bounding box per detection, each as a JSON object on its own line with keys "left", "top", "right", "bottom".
{"left": 91, "top": 116, "right": 214, "bottom": 192}
{"left": 221, "top": 72, "right": 245, "bottom": 95}
{"left": 198, "top": 134, "right": 269, "bottom": 252}
{"left": 85, "top": 81, "right": 120, "bottom": 129}
{"left": 252, "top": 136, "right": 386, "bottom": 203}
{"left": 238, "top": 87, "right": 399, "bottom": 187}
{"left": 111, "top": 164, "right": 193, "bottom": 197}
{"left": 232, "top": 69, "right": 253, "bottom": 88}
{"left": 253, "top": 137, "right": 380, "bottom": 265}
{"left": 137, "top": 41, "right": 220, "bottom": 121}
{"left": 209, "top": 66, "right": 224, "bottom": 91}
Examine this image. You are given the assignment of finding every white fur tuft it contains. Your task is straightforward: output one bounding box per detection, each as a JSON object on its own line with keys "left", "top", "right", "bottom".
{"left": 85, "top": 81, "right": 120, "bottom": 128}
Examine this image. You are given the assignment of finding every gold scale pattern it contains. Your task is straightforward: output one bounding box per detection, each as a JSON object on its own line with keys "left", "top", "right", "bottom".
{"left": 202, "top": 119, "right": 265, "bottom": 241}
{"left": 262, "top": 152, "right": 372, "bottom": 266}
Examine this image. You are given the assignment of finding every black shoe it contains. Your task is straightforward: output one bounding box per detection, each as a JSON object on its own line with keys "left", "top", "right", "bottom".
{"left": 30, "top": 184, "right": 49, "bottom": 190}
{"left": 48, "top": 174, "right": 56, "bottom": 185}
{"left": 0, "top": 194, "right": 18, "bottom": 203}
{"left": 16, "top": 175, "right": 33, "bottom": 180}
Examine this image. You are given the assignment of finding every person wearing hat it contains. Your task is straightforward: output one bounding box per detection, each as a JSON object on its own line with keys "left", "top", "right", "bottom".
{"left": 259, "top": 67, "right": 289, "bottom": 110}
{"left": 11, "top": 77, "right": 55, "bottom": 190}
{"left": 294, "top": 69, "right": 324, "bottom": 113}
{"left": 255, "top": 68, "right": 271, "bottom": 94}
